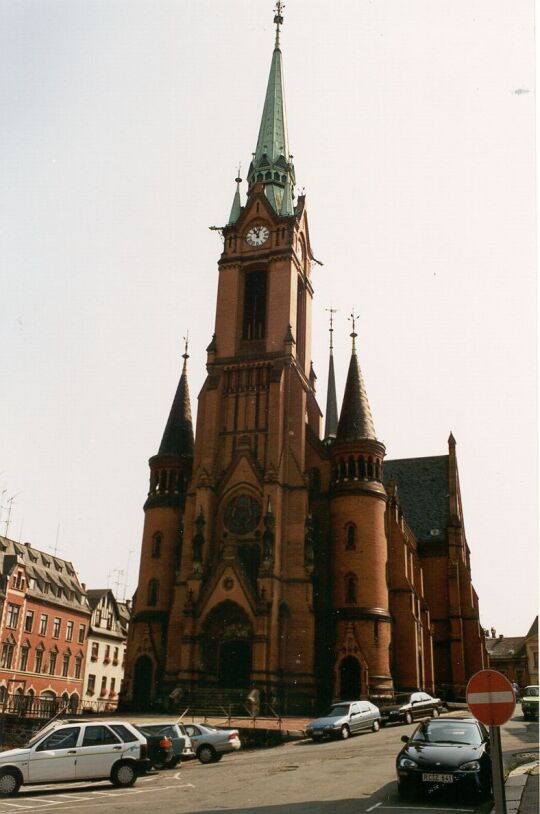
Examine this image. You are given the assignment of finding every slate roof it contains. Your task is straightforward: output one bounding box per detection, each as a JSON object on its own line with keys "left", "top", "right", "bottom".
{"left": 384, "top": 455, "right": 450, "bottom": 543}
{"left": 485, "top": 636, "right": 526, "bottom": 659}
{"left": 336, "top": 350, "right": 377, "bottom": 442}
{"left": 526, "top": 616, "right": 538, "bottom": 639}
{"left": 0, "top": 536, "right": 89, "bottom": 613}
{"left": 158, "top": 355, "right": 194, "bottom": 457}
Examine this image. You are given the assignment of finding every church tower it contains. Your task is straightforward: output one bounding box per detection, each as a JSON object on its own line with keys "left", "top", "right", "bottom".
{"left": 156, "top": 6, "right": 321, "bottom": 712}
{"left": 329, "top": 318, "right": 393, "bottom": 699}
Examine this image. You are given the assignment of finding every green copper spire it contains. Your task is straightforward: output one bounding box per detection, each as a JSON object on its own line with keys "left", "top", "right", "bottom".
{"left": 228, "top": 168, "right": 243, "bottom": 225}
{"left": 247, "top": 2, "right": 296, "bottom": 214}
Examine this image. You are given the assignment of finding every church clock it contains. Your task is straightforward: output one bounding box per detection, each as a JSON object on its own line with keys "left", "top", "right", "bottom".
{"left": 245, "top": 224, "right": 270, "bottom": 247}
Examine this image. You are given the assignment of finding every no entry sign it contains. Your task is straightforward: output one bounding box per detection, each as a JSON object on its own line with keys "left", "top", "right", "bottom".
{"left": 466, "top": 669, "right": 516, "bottom": 726}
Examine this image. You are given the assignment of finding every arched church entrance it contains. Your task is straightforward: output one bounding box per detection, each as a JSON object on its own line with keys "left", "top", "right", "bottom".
{"left": 340, "top": 656, "right": 361, "bottom": 700}
{"left": 202, "top": 601, "right": 253, "bottom": 688}
{"left": 132, "top": 655, "right": 153, "bottom": 709}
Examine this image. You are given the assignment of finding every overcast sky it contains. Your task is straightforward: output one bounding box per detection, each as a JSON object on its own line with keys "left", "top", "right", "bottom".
{"left": 1, "top": 1, "right": 536, "bottom": 637}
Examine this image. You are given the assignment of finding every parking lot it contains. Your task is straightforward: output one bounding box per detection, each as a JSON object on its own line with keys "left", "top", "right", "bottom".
{"left": 0, "top": 712, "right": 535, "bottom": 814}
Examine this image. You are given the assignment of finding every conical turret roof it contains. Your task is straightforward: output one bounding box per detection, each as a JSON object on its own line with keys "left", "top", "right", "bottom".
{"left": 158, "top": 351, "right": 194, "bottom": 457}
{"left": 336, "top": 335, "right": 377, "bottom": 443}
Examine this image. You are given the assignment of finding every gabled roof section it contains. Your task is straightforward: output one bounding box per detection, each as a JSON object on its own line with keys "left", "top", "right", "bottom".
{"left": 526, "top": 616, "right": 538, "bottom": 639}
{"left": 384, "top": 456, "right": 450, "bottom": 543}
{"left": 485, "top": 636, "right": 526, "bottom": 658}
{"left": 158, "top": 349, "right": 194, "bottom": 457}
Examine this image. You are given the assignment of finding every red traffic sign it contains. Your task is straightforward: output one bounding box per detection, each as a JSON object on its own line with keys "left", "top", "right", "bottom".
{"left": 466, "top": 669, "right": 516, "bottom": 726}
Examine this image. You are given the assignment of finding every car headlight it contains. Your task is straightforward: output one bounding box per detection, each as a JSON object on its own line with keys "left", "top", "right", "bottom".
{"left": 398, "top": 757, "right": 418, "bottom": 769}
{"left": 459, "top": 760, "right": 481, "bottom": 772}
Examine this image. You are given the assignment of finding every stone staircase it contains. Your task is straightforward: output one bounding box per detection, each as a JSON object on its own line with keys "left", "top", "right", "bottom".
{"left": 182, "top": 687, "right": 249, "bottom": 717}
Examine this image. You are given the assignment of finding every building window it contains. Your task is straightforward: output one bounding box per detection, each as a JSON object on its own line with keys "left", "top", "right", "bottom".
{"left": 95, "top": 609, "right": 102, "bottom": 626}
{"left": 110, "top": 677, "right": 116, "bottom": 696}
{"left": 242, "top": 269, "right": 267, "bottom": 340}
{"left": 1, "top": 643, "right": 14, "bottom": 669}
{"left": 19, "top": 647, "right": 29, "bottom": 671}
{"left": 345, "top": 574, "right": 357, "bottom": 604}
{"left": 34, "top": 648, "right": 44, "bottom": 673}
{"left": 49, "top": 652, "right": 57, "bottom": 675}
{"left": 13, "top": 571, "right": 24, "bottom": 590}
{"left": 62, "top": 654, "right": 70, "bottom": 677}
{"left": 113, "top": 647, "right": 119, "bottom": 665}
{"left": 74, "top": 657, "right": 82, "bottom": 679}
{"left": 104, "top": 645, "right": 110, "bottom": 664}
{"left": 148, "top": 579, "right": 159, "bottom": 607}
{"left": 100, "top": 676, "right": 107, "bottom": 697}
{"left": 78, "top": 624, "right": 85, "bottom": 643}
{"left": 87, "top": 674, "right": 96, "bottom": 695}
{"left": 24, "top": 610, "right": 34, "bottom": 633}
{"left": 106, "top": 613, "right": 113, "bottom": 630}
{"left": 53, "top": 617, "right": 61, "bottom": 638}
{"left": 66, "top": 620, "right": 74, "bottom": 641}
{"left": 152, "top": 533, "right": 162, "bottom": 558}
{"left": 91, "top": 642, "right": 99, "bottom": 661}
{"left": 39, "top": 614, "right": 48, "bottom": 635}
{"left": 345, "top": 524, "right": 356, "bottom": 551}
{"left": 6, "top": 604, "right": 20, "bottom": 629}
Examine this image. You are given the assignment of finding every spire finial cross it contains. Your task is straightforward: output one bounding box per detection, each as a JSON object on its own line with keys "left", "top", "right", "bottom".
{"left": 274, "top": 2, "right": 284, "bottom": 48}
{"left": 325, "top": 306, "right": 338, "bottom": 352}
{"left": 182, "top": 331, "right": 189, "bottom": 362}
{"left": 235, "top": 163, "right": 242, "bottom": 184}
{"left": 349, "top": 309, "right": 358, "bottom": 351}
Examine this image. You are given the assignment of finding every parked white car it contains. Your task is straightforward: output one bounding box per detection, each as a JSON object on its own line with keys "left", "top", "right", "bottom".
{"left": 183, "top": 723, "right": 241, "bottom": 764}
{"left": 0, "top": 720, "right": 150, "bottom": 795}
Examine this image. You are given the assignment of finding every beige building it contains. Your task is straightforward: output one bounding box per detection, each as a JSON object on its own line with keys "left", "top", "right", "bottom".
{"left": 82, "top": 590, "right": 129, "bottom": 710}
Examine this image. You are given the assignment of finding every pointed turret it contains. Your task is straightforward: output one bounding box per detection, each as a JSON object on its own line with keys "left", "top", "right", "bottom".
{"left": 247, "top": 2, "right": 296, "bottom": 214}
{"left": 336, "top": 316, "right": 377, "bottom": 442}
{"left": 324, "top": 308, "right": 338, "bottom": 442}
{"left": 228, "top": 170, "right": 243, "bottom": 225}
{"left": 158, "top": 342, "right": 194, "bottom": 457}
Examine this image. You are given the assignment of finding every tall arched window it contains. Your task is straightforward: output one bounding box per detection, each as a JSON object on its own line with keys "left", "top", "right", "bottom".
{"left": 152, "top": 533, "right": 162, "bottom": 558}
{"left": 345, "top": 573, "right": 357, "bottom": 604}
{"left": 345, "top": 524, "right": 356, "bottom": 551}
{"left": 148, "top": 579, "right": 159, "bottom": 607}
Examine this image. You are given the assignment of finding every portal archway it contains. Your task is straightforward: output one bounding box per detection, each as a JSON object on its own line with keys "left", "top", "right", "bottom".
{"left": 132, "top": 655, "right": 153, "bottom": 709}
{"left": 339, "top": 656, "right": 361, "bottom": 700}
{"left": 201, "top": 601, "right": 253, "bottom": 688}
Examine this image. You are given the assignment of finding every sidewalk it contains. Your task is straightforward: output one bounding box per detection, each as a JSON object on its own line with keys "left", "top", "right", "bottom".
{"left": 490, "top": 762, "right": 539, "bottom": 814}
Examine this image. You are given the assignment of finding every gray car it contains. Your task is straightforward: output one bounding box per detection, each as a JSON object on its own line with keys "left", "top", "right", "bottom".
{"left": 183, "top": 723, "right": 241, "bottom": 764}
{"left": 306, "top": 700, "right": 382, "bottom": 741}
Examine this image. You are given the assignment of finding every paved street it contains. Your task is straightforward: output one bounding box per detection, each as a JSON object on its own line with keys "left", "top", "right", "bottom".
{"left": 0, "top": 712, "right": 536, "bottom": 814}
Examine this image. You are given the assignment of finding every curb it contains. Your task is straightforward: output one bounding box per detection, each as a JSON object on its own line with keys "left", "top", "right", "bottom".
{"left": 489, "top": 761, "right": 538, "bottom": 814}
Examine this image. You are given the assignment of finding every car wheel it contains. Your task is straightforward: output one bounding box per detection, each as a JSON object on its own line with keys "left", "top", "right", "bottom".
{"left": 431, "top": 708, "right": 439, "bottom": 718}
{"left": 111, "top": 762, "right": 137, "bottom": 788}
{"left": 372, "top": 719, "right": 380, "bottom": 732}
{"left": 0, "top": 769, "right": 21, "bottom": 796}
{"left": 339, "top": 725, "right": 350, "bottom": 740}
{"left": 197, "top": 744, "right": 218, "bottom": 764}
{"left": 404, "top": 712, "right": 413, "bottom": 725}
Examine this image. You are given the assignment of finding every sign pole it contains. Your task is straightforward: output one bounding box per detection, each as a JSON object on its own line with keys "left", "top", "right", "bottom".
{"left": 489, "top": 724, "right": 506, "bottom": 814}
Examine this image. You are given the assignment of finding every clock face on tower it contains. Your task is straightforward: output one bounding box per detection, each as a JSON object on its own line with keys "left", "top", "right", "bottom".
{"left": 245, "top": 224, "right": 270, "bottom": 247}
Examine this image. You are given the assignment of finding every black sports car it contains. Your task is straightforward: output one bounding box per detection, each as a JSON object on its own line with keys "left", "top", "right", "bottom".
{"left": 396, "top": 717, "right": 492, "bottom": 800}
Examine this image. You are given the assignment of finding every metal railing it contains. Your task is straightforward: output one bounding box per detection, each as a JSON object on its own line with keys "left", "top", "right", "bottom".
{"left": 0, "top": 692, "right": 118, "bottom": 720}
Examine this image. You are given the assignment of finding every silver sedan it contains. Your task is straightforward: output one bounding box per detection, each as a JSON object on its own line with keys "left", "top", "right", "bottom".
{"left": 183, "top": 723, "right": 241, "bottom": 764}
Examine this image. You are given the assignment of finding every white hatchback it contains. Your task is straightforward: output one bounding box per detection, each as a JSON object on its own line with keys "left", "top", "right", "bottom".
{"left": 0, "top": 720, "right": 150, "bottom": 796}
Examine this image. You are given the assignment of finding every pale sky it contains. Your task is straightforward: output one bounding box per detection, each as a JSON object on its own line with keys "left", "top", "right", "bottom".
{"left": 1, "top": 1, "right": 536, "bottom": 637}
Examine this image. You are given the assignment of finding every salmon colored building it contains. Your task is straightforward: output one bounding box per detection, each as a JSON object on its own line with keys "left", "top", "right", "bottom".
{"left": 0, "top": 537, "right": 90, "bottom": 712}
{"left": 123, "top": 9, "right": 487, "bottom": 713}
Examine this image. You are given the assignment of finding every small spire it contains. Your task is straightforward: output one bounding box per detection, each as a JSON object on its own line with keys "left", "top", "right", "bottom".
{"left": 228, "top": 166, "right": 243, "bottom": 225}
{"left": 324, "top": 307, "right": 339, "bottom": 441}
{"left": 336, "top": 317, "right": 377, "bottom": 442}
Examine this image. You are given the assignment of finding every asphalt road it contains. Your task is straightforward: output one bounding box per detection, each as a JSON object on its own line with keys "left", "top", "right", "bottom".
{"left": 0, "top": 711, "right": 537, "bottom": 814}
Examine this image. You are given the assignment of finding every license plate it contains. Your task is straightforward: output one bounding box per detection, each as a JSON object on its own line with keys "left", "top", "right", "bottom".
{"left": 422, "top": 773, "right": 453, "bottom": 783}
{"left": 312, "top": 730, "right": 322, "bottom": 735}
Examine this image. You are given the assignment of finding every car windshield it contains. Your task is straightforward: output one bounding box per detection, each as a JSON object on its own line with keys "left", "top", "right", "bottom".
{"left": 326, "top": 704, "right": 350, "bottom": 717}
{"left": 411, "top": 721, "right": 482, "bottom": 746}
{"left": 523, "top": 687, "right": 539, "bottom": 697}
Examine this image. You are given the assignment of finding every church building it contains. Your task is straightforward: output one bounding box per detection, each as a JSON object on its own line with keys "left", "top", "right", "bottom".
{"left": 123, "top": 8, "right": 487, "bottom": 713}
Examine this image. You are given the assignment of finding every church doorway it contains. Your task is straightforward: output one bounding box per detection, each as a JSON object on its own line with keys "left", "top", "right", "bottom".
{"left": 339, "top": 656, "right": 361, "bottom": 700}
{"left": 133, "top": 655, "right": 153, "bottom": 709}
{"left": 218, "top": 640, "right": 251, "bottom": 687}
